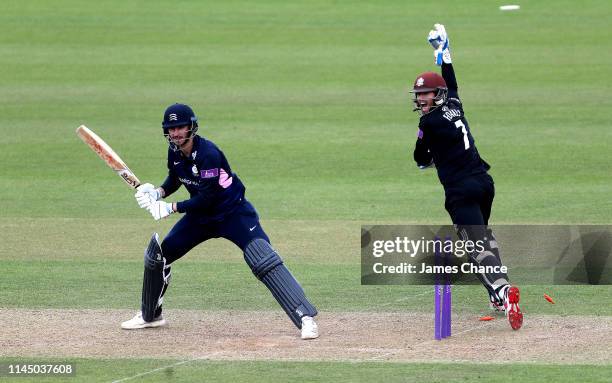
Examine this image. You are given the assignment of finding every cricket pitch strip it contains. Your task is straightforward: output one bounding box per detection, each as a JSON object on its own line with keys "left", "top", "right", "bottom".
{"left": 1, "top": 309, "right": 610, "bottom": 364}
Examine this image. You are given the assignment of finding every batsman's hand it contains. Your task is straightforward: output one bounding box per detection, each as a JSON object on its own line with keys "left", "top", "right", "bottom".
{"left": 135, "top": 183, "right": 160, "bottom": 209}
{"left": 147, "top": 200, "right": 174, "bottom": 220}
{"left": 427, "top": 23, "right": 451, "bottom": 66}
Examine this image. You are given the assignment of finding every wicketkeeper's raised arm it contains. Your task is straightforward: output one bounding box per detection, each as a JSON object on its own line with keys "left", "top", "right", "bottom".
{"left": 441, "top": 63, "right": 458, "bottom": 99}
{"left": 428, "top": 24, "right": 459, "bottom": 99}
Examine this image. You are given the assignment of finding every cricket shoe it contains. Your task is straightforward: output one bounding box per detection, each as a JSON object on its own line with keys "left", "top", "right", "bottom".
{"left": 489, "top": 294, "right": 505, "bottom": 314}
{"left": 301, "top": 316, "right": 319, "bottom": 340}
{"left": 503, "top": 286, "right": 523, "bottom": 330}
{"left": 121, "top": 311, "right": 167, "bottom": 330}
{"left": 489, "top": 300, "right": 505, "bottom": 313}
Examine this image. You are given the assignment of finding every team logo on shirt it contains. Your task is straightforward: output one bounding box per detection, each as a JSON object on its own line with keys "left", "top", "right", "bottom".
{"left": 201, "top": 168, "right": 219, "bottom": 178}
{"left": 192, "top": 165, "right": 198, "bottom": 176}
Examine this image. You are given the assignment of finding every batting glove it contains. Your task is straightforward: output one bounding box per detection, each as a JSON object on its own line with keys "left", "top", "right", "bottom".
{"left": 135, "top": 183, "right": 160, "bottom": 209}
{"left": 147, "top": 200, "right": 174, "bottom": 220}
{"left": 427, "top": 23, "right": 451, "bottom": 66}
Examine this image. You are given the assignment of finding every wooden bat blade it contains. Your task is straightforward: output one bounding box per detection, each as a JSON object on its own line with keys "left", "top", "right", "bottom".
{"left": 76, "top": 125, "right": 141, "bottom": 189}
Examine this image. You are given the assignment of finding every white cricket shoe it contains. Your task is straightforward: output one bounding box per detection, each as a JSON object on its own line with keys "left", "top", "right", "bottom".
{"left": 301, "top": 316, "right": 319, "bottom": 340}
{"left": 121, "top": 311, "right": 167, "bottom": 330}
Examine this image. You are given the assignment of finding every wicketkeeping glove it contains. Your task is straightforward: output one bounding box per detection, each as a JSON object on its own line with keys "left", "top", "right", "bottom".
{"left": 135, "top": 183, "right": 160, "bottom": 209}
{"left": 147, "top": 200, "right": 174, "bottom": 220}
{"left": 427, "top": 23, "right": 451, "bottom": 66}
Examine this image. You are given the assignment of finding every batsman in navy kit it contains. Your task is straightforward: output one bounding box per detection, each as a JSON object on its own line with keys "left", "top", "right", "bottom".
{"left": 121, "top": 103, "right": 319, "bottom": 339}
{"left": 411, "top": 24, "right": 523, "bottom": 330}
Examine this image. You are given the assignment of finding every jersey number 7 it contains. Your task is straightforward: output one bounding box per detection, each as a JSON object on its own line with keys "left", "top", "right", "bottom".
{"left": 455, "top": 120, "right": 470, "bottom": 150}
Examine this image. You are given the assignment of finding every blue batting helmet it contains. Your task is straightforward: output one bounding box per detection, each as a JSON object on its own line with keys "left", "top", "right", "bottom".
{"left": 162, "top": 103, "right": 199, "bottom": 151}
{"left": 162, "top": 103, "right": 199, "bottom": 132}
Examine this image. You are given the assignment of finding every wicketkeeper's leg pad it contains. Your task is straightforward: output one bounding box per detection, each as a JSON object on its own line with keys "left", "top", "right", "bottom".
{"left": 456, "top": 225, "right": 509, "bottom": 299}
{"left": 142, "top": 233, "right": 171, "bottom": 322}
{"left": 244, "top": 238, "right": 317, "bottom": 328}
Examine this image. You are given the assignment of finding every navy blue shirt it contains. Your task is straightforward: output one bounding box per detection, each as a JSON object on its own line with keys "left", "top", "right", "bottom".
{"left": 161, "top": 135, "right": 245, "bottom": 222}
{"left": 413, "top": 63, "right": 490, "bottom": 186}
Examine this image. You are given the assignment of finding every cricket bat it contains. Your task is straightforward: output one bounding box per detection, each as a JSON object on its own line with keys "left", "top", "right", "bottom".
{"left": 76, "top": 125, "right": 141, "bottom": 189}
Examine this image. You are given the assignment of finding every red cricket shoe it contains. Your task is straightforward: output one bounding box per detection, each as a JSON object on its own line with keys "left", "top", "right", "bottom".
{"left": 504, "top": 286, "right": 523, "bottom": 330}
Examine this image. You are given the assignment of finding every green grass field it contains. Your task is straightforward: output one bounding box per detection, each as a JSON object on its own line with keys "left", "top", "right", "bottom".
{"left": 1, "top": 1, "right": 611, "bottom": 382}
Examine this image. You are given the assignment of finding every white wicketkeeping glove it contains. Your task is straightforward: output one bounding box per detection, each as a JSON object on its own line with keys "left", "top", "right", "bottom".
{"left": 135, "top": 183, "right": 160, "bottom": 209}
{"left": 427, "top": 23, "right": 451, "bottom": 66}
{"left": 147, "top": 200, "right": 174, "bottom": 220}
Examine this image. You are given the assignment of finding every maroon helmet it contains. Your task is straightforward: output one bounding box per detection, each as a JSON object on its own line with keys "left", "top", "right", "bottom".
{"left": 410, "top": 72, "right": 448, "bottom": 115}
